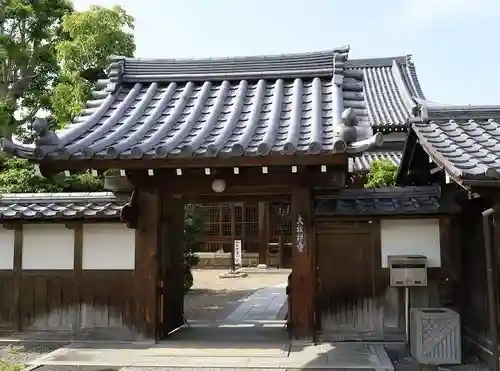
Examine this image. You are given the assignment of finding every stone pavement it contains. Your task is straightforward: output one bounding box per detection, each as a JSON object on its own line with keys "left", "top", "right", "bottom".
{"left": 27, "top": 342, "right": 394, "bottom": 370}
{"left": 225, "top": 282, "right": 288, "bottom": 322}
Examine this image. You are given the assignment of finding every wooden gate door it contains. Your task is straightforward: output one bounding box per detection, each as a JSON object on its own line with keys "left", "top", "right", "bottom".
{"left": 157, "top": 196, "right": 185, "bottom": 339}
{"left": 315, "top": 220, "right": 383, "bottom": 341}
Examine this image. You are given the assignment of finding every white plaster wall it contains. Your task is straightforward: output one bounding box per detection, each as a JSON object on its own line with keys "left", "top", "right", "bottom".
{"left": 22, "top": 224, "right": 74, "bottom": 270}
{"left": 380, "top": 219, "right": 441, "bottom": 268}
{"left": 82, "top": 223, "right": 135, "bottom": 270}
{"left": 0, "top": 226, "right": 15, "bottom": 270}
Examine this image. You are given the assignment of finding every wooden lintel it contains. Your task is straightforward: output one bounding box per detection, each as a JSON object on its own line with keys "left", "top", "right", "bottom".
{"left": 38, "top": 154, "right": 348, "bottom": 176}
{"left": 1, "top": 220, "right": 21, "bottom": 230}
{"left": 64, "top": 221, "right": 80, "bottom": 230}
{"left": 187, "top": 194, "right": 290, "bottom": 204}
{"left": 156, "top": 169, "right": 344, "bottom": 196}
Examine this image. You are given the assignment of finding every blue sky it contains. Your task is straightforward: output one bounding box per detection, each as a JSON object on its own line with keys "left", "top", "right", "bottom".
{"left": 73, "top": 0, "right": 500, "bottom": 105}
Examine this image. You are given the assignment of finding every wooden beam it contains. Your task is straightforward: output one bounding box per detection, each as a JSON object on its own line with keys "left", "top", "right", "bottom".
{"left": 37, "top": 154, "right": 349, "bottom": 176}
{"left": 156, "top": 168, "right": 344, "bottom": 196}
{"left": 290, "top": 187, "right": 315, "bottom": 340}
{"left": 186, "top": 194, "right": 290, "bottom": 204}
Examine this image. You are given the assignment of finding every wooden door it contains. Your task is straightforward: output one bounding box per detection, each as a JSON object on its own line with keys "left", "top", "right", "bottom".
{"left": 316, "top": 220, "right": 383, "bottom": 341}
{"left": 157, "top": 196, "right": 185, "bottom": 339}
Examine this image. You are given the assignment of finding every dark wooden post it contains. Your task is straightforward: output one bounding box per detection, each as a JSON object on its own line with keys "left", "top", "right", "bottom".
{"left": 10, "top": 222, "right": 22, "bottom": 331}
{"left": 134, "top": 187, "right": 160, "bottom": 340}
{"left": 290, "top": 187, "right": 315, "bottom": 340}
{"left": 258, "top": 202, "right": 269, "bottom": 265}
{"left": 160, "top": 194, "right": 185, "bottom": 333}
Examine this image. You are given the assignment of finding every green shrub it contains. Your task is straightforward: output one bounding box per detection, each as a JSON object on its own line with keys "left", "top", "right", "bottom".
{"left": 364, "top": 160, "right": 398, "bottom": 188}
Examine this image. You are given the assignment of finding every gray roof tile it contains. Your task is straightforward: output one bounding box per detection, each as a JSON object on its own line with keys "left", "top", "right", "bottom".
{"left": 315, "top": 186, "right": 455, "bottom": 216}
{"left": 1, "top": 47, "right": 424, "bottom": 162}
{"left": 0, "top": 192, "right": 127, "bottom": 220}
{"left": 352, "top": 151, "right": 402, "bottom": 172}
{"left": 410, "top": 104, "right": 500, "bottom": 183}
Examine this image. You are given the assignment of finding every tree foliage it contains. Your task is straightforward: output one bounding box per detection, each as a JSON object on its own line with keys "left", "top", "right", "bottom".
{"left": 0, "top": 1, "right": 135, "bottom": 134}
{"left": 364, "top": 160, "right": 398, "bottom": 188}
{"left": 0, "top": 157, "right": 103, "bottom": 193}
{"left": 0, "top": 2, "right": 135, "bottom": 190}
{"left": 52, "top": 5, "right": 135, "bottom": 125}
{"left": 56, "top": 5, "right": 134, "bottom": 74}
{"left": 0, "top": 0, "right": 73, "bottom": 135}
{"left": 183, "top": 204, "right": 204, "bottom": 293}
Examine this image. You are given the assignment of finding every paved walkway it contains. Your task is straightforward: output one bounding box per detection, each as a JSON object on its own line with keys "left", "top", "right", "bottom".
{"left": 225, "top": 282, "right": 287, "bottom": 322}
{"left": 27, "top": 342, "right": 394, "bottom": 370}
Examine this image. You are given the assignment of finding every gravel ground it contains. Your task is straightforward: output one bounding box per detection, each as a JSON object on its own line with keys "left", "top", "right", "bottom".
{"left": 184, "top": 269, "right": 289, "bottom": 322}
{"left": 0, "top": 342, "right": 62, "bottom": 368}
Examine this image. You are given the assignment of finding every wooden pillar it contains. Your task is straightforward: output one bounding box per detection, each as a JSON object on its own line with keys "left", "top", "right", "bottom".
{"left": 159, "top": 195, "right": 185, "bottom": 334}
{"left": 290, "top": 187, "right": 315, "bottom": 340}
{"left": 10, "top": 222, "right": 22, "bottom": 331}
{"left": 258, "top": 202, "right": 270, "bottom": 265}
{"left": 134, "top": 187, "right": 160, "bottom": 340}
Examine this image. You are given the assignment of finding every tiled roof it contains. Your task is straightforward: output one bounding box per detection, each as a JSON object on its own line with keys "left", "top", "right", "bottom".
{"left": 409, "top": 103, "right": 500, "bottom": 185}
{"left": 352, "top": 151, "right": 402, "bottom": 172}
{"left": 1, "top": 46, "right": 424, "bottom": 162}
{"left": 0, "top": 192, "right": 127, "bottom": 220}
{"left": 314, "top": 186, "right": 456, "bottom": 216}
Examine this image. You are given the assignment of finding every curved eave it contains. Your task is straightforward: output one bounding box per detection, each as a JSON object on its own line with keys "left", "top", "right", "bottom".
{"left": 405, "top": 123, "right": 500, "bottom": 188}
{"left": 410, "top": 128, "right": 500, "bottom": 187}
{"left": 0, "top": 134, "right": 384, "bottom": 162}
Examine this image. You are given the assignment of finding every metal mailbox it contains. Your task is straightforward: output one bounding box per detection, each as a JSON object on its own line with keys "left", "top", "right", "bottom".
{"left": 388, "top": 255, "right": 428, "bottom": 287}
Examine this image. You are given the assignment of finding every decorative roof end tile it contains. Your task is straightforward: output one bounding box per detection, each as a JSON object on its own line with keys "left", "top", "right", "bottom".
{"left": 106, "top": 55, "right": 125, "bottom": 93}
{"left": 32, "top": 118, "right": 60, "bottom": 158}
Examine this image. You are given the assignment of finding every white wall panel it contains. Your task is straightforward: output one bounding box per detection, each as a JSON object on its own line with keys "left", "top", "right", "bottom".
{"left": 82, "top": 223, "right": 135, "bottom": 270}
{"left": 22, "top": 224, "right": 74, "bottom": 270}
{"left": 0, "top": 226, "right": 15, "bottom": 270}
{"left": 381, "top": 219, "right": 441, "bottom": 268}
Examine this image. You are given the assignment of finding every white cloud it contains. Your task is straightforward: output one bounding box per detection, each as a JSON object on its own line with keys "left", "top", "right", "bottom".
{"left": 395, "top": 0, "right": 500, "bottom": 24}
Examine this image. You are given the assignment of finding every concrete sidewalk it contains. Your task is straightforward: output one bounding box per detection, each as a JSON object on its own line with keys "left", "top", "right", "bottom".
{"left": 27, "top": 342, "right": 394, "bottom": 370}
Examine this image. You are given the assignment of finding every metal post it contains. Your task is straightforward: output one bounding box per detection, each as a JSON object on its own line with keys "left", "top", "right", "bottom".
{"left": 483, "top": 207, "right": 499, "bottom": 371}
{"left": 230, "top": 202, "right": 236, "bottom": 273}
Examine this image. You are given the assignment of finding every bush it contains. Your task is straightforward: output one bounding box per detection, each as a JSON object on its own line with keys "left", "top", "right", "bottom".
{"left": 364, "top": 160, "right": 398, "bottom": 188}
{"left": 183, "top": 204, "right": 204, "bottom": 293}
{"left": 0, "top": 157, "right": 103, "bottom": 193}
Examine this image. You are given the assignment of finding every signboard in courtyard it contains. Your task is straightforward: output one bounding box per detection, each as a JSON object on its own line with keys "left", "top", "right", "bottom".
{"left": 234, "top": 240, "right": 242, "bottom": 266}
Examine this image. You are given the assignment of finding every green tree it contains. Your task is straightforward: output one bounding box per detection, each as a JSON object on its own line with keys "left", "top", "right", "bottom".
{"left": 0, "top": 0, "right": 73, "bottom": 136}
{"left": 0, "top": 2, "right": 135, "bottom": 135}
{"left": 0, "top": 3, "right": 135, "bottom": 191}
{"left": 364, "top": 160, "right": 398, "bottom": 188}
{"left": 52, "top": 5, "right": 135, "bottom": 125}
